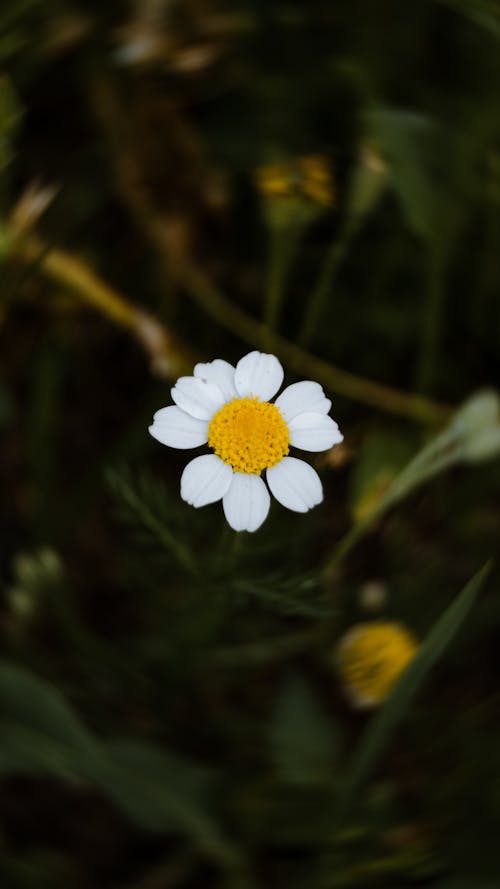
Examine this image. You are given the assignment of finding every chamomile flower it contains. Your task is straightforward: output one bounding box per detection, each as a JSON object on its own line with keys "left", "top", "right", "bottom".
{"left": 336, "top": 621, "right": 419, "bottom": 709}
{"left": 149, "top": 350, "right": 343, "bottom": 532}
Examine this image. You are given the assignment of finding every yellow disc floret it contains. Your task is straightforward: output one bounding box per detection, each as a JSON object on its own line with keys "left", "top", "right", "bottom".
{"left": 208, "top": 397, "right": 290, "bottom": 475}
{"left": 336, "top": 621, "right": 419, "bottom": 708}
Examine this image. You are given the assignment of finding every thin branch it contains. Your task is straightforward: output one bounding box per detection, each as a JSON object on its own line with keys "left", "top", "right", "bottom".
{"left": 183, "top": 265, "right": 451, "bottom": 426}
{"left": 11, "top": 234, "right": 191, "bottom": 377}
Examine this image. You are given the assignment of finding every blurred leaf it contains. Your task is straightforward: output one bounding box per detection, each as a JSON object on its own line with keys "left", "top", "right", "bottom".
{"left": 0, "top": 662, "right": 101, "bottom": 766}
{"left": 449, "top": 388, "right": 500, "bottom": 462}
{"left": 342, "top": 561, "right": 491, "bottom": 804}
{"left": 234, "top": 782, "right": 343, "bottom": 849}
{"left": 99, "top": 738, "right": 214, "bottom": 834}
{"left": 324, "top": 391, "right": 500, "bottom": 573}
{"left": 0, "top": 845, "right": 79, "bottom": 889}
{"left": 439, "top": 0, "right": 500, "bottom": 38}
{"left": 350, "top": 429, "right": 417, "bottom": 521}
{"left": 96, "top": 742, "right": 240, "bottom": 869}
{"left": 0, "top": 720, "right": 84, "bottom": 778}
{"left": 269, "top": 671, "right": 340, "bottom": 785}
{"left": 365, "top": 107, "right": 471, "bottom": 249}
{"left": 366, "top": 108, "right": 442, "bottom": 243}
{"left": 0, "top": 664, "right": 236, "bottom": 865}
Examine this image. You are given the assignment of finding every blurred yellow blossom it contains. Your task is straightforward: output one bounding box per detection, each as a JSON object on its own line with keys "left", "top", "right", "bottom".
{"left": 255, "top": 155, "right": 335, "bottom": 209}
{"left": 336, "top": 621, "right": 419, "bottom": 708}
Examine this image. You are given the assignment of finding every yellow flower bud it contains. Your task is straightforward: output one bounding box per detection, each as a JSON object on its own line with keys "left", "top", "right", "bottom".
{"left": 255, "top": 155, "right": 335, "bottom": 209}
{"left": 336, "top": 621, "right": 419, "bottom": 708}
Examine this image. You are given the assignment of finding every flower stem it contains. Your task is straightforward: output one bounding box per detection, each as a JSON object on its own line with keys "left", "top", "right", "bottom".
{"left": 10, "top": 234, "right": 191, "bottom": 377}
{"left": 415, "top": 249, "right": 447, "bottom": 395}
{"left": 265, "top": 223, "right": 301, "bottom": 333}
{"left": 298, "top": 226, "right": 350, "bottom": 348}
{"left": 184, "top": 265, "right": 451, "bottom": 426}
{"left": 321, "top": 425, "right": 459, "bottom": 577}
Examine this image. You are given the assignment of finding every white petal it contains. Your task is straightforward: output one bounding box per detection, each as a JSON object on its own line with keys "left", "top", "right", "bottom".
{"left": 234, "top": 351, "right": 284, "bottom": 401}
{"left": 266, "top": 457, "right": 323, "bottom": 513}
{"left": 222, "top": 473, "right": 270, "bottom": 532}
{"left": 275, "top": 381, "right": 331, "bottom": 422}
{"left": 181, "top": 454, "right": 233, "bottom": 507}
{"left": 171, "top": 376, "right": 225, "bottom": 420}
{"left": 194, "top": 359, "right": 237, "bottom": 402}
{"left": 289, "top": 413, "right": 344, "bottom": 452}
{"left": 149, "top": 406, "right": 208, "bottom": 449}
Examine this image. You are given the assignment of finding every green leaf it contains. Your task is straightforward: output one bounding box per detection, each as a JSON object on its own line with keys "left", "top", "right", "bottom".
{"left": 323, "top": 391, "right": 500, "bottom": 575}
{"left": 269, "top": 671, "right": 340, "bottom": 785}
{"left": 99, "top": 738, "right": 214, "bottom": 832}
{"left": 349, "top": 429, "right": 417, "bottom": 522}
{"left": 0, "top": 662, "right": 101, "bottom": 766}
{"left": 0, "top": 720, "right": 84, "bottom": 778}
{"left": 342, "top": 561, "right": 491, "bottom": 805}
{"left": 97, "top": 740, "right": 240, "bottom": 867}
{"left": 449, "top": 389, "right": 500, "bottom": 463}
{"left": 438, "top": 0, "right": 500, "bottom": 40}
{"left": 365, "top": 107, "right": 472, "bottom": 249}
{"left": 0, "top": 663, "right": 238, "bottom": 867}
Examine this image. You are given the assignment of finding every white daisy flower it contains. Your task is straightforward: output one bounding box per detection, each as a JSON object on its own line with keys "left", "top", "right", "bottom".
{"left": 149, "top": 351, "right": 343, "bottom": 532}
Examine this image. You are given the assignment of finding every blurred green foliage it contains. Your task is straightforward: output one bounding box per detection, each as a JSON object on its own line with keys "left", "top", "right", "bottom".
{"left": 2, "top": 1, "right": 500, "bottom": 887}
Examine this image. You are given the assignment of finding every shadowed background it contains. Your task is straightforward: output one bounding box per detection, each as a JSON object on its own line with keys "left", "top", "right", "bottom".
{"left": 1, "top": 1, "right": 500, "bottom": 887}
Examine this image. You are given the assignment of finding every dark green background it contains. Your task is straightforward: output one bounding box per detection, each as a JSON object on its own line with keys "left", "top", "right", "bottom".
{"left": 1, "top": 1, "right": 500, "bottom": 887}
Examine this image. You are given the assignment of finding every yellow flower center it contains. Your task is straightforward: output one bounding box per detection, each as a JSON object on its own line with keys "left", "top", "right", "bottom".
{"left": 208, "top": 397, "right": 290, "bottom": 475}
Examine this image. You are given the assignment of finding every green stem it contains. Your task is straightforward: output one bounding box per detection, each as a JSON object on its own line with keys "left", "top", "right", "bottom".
{"left": 415, "top": 249, "right": 448, "bottom": 395}
{"left": 184, "top": 265, "right": 451, "bottom": 426}
{"left": 12, "top": 234, "right": 190, "bottom": 378}
{"left": 265, "top": 224, "right": 300, "bottom": 333}
{"left": 298, "top": 227, "right": 351, "bottom": 348}
{"left": 321, "top": 502, "right": 386, "bottom": 579}
{"left": 321, "top": 426, "right": 459, "bottom": 578}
